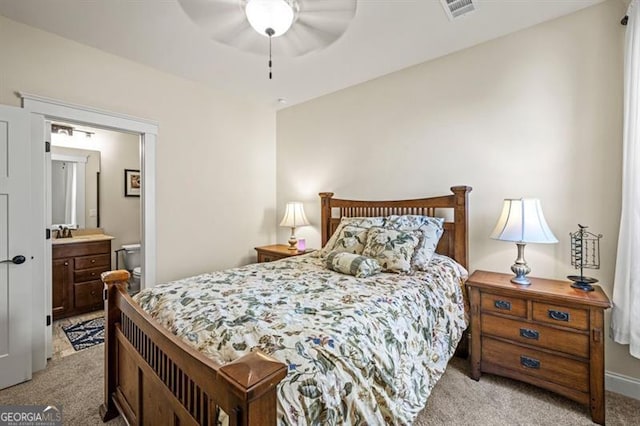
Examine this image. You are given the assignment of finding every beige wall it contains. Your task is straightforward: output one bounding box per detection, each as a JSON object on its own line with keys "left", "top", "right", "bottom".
{"left": 277, "top": 0, "right": 639, "bottom": 379}
{"left": 0, "top": 15, "right": 276, "bottom": 282}
{"left": 52, "top": 129, "right": 142, "bottom": 267}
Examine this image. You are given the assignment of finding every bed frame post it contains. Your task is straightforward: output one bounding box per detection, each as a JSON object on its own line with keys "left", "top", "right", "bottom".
{"left": 99, "top": 270, "right": 130, "bottom": 422}
{"left": 219, "top": 351, "right": 288, "bottom": 425}
{"left": 319, "top": 192, "right": 335, "bottom": 246}
{"left": 450, "top": 186, "right": 472, "bottom": 271}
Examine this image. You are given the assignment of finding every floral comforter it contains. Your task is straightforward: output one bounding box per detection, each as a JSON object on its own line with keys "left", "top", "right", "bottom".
{"left": 134, "top": 253, "right": 468, "bottom": 425}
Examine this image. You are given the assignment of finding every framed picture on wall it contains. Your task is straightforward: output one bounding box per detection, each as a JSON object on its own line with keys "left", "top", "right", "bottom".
{"left": 124, "top": 169, "right": 141, "bottom": 197}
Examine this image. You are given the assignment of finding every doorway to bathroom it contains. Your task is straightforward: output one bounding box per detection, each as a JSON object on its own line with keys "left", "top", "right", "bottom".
{"left": 20, "top": 92, "right": 158, "bottom": 371}
{"left": 50, "top": 123, "right": 141, "bottom": 264}
{"left": 49, "top": 122, "right": 141, "bottom": 359}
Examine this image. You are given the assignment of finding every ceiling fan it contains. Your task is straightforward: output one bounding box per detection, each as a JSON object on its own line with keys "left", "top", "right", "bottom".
{"left": 177, "top": 0, "right": 358, "bottom": 78}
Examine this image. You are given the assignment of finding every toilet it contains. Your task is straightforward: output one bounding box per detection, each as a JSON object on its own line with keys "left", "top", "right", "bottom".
{"left": 122, "top": 243, "right": 141, "bottom": 292}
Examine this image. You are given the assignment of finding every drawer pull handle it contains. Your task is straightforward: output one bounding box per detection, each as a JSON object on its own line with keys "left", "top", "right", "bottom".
{"left": 548, "top": 309, "right": 570, "bottom": 322}
{"left": 519, "top": 328, "right": 539, "bottom": 340}
{"left": 494, "top": 300, "right": 511, "bottom": 310}
{"left": 91, "top": 259, "right": 96, "bottom": 263}
{"left": 520, "top": 355, "right": 540, "bottom": 369}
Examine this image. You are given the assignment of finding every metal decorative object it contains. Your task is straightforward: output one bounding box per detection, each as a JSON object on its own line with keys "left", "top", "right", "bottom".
{"left": 567, "top": 224, "right": 602, "bottom": 292}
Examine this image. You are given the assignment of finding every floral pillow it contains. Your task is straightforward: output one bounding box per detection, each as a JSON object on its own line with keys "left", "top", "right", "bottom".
{"left": 318, "top": 216, "right": 386, "bottom": 257}
{"left": 386, "top": 215, "right": 444, "bottom": 270}
{"left": 362, "top": 227, "right": 421, "bottom": 273}
{"left": 331, "top": 225, "right": 370, "bottom": 255}
{"left": 326, "top": 251, "right": 381, "bottom": 278}
{"left": 385, "top": 215, "right": 444, "bottom": 231}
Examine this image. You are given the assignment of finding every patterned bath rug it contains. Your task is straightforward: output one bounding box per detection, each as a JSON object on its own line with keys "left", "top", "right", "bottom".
{"left": 62, "top": 317, "right": 105, "bottom": 351}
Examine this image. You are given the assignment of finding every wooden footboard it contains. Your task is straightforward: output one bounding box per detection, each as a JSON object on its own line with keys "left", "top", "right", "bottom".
{"left": 100, "top": 270, "right": 287, "bottom": 426}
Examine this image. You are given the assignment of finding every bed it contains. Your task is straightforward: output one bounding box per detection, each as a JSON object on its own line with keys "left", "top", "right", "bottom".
{"left": 100, "top": 186, "right": 472, "bottom": 425}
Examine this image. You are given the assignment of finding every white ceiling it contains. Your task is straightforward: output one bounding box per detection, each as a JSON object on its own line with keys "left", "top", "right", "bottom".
{"left": 0, "top": 0, "right": 607, "bottom": 110}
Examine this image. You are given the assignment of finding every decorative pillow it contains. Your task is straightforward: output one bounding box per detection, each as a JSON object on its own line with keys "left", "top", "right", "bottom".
{"left": 331, "top": 225, "right": 370, "bottom": 255}
{"left": 386, "top": 215, "right": 445, "bottom": 270}
{"left": 326, "top": 251, "right": 381, "bottom": 278}
{"left": 318, "top": 216, "right": 386, "bottom": 257}
{"left": 362, "top": 227, "right": 421, "bottom": 273}
{"left": 385, "top": 215, "right": 444, "bottom": 231}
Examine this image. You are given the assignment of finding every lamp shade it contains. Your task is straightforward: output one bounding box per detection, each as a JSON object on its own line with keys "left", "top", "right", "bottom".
{"left": 245, "top": 0, "right": 295, "bottom": 37}
{"left": 490, "top": 199, "right": 558, "bottom": 244}
{"left": 280, "top": 202, "right": 310, "bottom": 228}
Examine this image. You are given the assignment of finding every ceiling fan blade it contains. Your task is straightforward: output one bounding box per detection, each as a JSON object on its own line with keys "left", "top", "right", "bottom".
{"left": 179, "top": 0, "right": 263, "bottom": 51}
{"left": 275, "top": 19, "right": 343, "bottom": 56}
{"left": 298, "top": 0, "right": 357, "bottom": 15}
{"left": 273, "top": 0, "right": 356, "bottom": 57}
{"left": 178, "top": 0, "right": 241, "bottom": 29}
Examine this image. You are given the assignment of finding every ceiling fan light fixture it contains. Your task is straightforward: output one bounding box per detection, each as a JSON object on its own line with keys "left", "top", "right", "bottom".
{"left": 245, "top": 0, "right": 295, "bottom": 37}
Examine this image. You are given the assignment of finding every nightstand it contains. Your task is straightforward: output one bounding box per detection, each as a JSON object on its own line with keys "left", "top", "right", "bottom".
{"left": 255, "top": 244, "right": 310, "bottom": 263}
{"left": 466, "top": 270, "right": 611, "bottom": 425}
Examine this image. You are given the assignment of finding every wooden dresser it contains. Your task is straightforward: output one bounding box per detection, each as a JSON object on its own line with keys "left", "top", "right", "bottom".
{"left": 466, "top": 270, "right": 611, "bottom": 425}
{"left": 53, "top": 239, "right": 112, "bottom": 320}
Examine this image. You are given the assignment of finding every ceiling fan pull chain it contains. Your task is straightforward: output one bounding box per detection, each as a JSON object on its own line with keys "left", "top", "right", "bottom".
{"left": 266, "top": 27, "right": 275, "bottom": 80}
{"left": 269, "top": 36, "right": 272, "bottom": 80}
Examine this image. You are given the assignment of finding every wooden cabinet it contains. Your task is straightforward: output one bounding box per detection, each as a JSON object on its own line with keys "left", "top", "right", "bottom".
{"left": 52, "top": 240, "right": 112, "bottom": 320}
{"left": 52, "top": 258, "right": 71, "bottom": 318}
{"left": 466, "top": 270, "right": 611, "bottom": 425}
{"left": 255, "top": 244, "right": 311, "bottom": 263}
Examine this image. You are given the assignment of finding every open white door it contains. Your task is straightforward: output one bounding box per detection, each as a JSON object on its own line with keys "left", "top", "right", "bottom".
{"left": 0, "top": 105, "right": 33, "bottom": 389}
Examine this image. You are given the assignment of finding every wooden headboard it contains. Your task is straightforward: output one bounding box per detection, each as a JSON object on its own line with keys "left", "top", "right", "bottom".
{"left": 319, "top": 186, "right": 472, "bottom": 269}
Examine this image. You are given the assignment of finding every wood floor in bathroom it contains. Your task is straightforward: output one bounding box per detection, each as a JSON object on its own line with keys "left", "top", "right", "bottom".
{"left": 52, "top": 310, "right": 103, "bottom": 359}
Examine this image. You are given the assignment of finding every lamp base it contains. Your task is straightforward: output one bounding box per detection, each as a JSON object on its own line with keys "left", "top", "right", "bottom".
{"left": 510, "top": 242, "right": 531, "bottom": 286}
{"left": 510, "top": 275, "right": 532, "bottom": 286}
{"left": 287, "top": 235, "right": 298, "bottom": 251}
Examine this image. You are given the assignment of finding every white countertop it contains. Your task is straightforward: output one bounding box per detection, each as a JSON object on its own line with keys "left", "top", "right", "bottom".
{"left": 52, "top": 234, "right": 115, "bottom": 245}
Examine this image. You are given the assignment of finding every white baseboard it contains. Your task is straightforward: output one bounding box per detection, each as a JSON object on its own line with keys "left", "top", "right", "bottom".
{"left": 605, "top": 370, "right": 640, "bottom": 400}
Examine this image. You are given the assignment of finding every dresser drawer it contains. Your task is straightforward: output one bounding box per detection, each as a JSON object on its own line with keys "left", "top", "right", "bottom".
{"left": 74, "top": 280, "right": 103, "bottom": 308}
{"left": 481, "top": 292, "right": 527, "bottom": 318}
{"left": 53, "top": 240, "right": 111, "bottom": 259}
{"left": 75, "top": 254, "right": 110, "bottom": 270}
{"left": 482, "top": 337, "right": 589, "bottom": 392}
{"left": 258, "top": 253, "right": 279, "bottom": 263}
{"left": 532, "top": 302, "right": 589, "bottom": 330}
{"left": 481, "top": 314, "right": 589, "bottom": 358}
{"left": 74, "top": 266, "right": 110, "bottom": 283}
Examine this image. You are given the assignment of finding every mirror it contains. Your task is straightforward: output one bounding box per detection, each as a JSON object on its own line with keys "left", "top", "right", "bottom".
{"left": 51, "top": 147, "right": 101, "bottom": 229}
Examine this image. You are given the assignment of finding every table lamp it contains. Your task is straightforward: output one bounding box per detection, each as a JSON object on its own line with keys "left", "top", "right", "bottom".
{"left": 280, "top": 201, "right": 310, "bottom": 251}
{"left": 490, "top": 198, "right": 558, "bottom": 285}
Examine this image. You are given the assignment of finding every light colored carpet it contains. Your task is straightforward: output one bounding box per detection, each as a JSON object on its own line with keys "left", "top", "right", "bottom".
{"left": 420, "top": 357, "right": 640, "bottom": 425}
{"left": 0, "top": 345, "right": 125, "bottom": 426}
{"left": 0, "top": 347, "right": 638, "bottom": 425}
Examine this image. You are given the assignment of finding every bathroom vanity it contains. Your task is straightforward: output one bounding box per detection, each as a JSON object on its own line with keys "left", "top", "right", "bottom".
{"left": 52, "top": 234, "right": 113, "bottom": 320}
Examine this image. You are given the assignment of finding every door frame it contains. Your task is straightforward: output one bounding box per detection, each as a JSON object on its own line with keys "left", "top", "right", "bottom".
{"left": 20, "top": 92, "right": 158, "bottom": 371}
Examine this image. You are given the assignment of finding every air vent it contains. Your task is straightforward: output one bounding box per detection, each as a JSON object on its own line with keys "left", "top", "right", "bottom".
{"left": 441, "top": 0, "right": 476, "bottom": 20}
